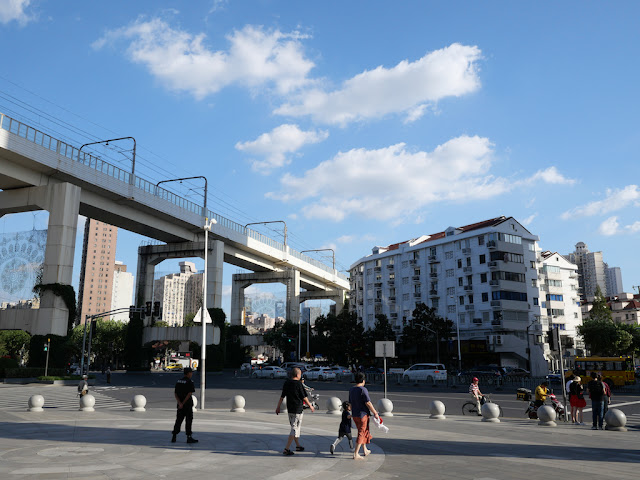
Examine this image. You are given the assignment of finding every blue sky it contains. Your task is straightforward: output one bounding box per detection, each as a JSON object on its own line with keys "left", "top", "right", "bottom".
{"left": 1, "top": 1, "right": 640, "bottom": 314}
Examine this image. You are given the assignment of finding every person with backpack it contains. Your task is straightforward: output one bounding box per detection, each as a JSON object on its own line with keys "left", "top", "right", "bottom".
{"left": 569, "top": 376, "right": 586, "bottom": 425}
{"left": 587, "top": 372, "right": 605, "bottom": 430}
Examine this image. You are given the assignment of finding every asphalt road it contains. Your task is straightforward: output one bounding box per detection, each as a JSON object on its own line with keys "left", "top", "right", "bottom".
{"left": 92, "top": 370, "right": 640, "bottom": 424}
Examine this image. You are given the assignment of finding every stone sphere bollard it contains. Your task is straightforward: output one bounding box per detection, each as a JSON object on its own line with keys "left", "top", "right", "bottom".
{"left": 429, "top": 400, "right": 446, "bottom": 420}
{"left": 230, "top": 395, "right": 245, "bottom": 413}
{"left": 192, "top": 395, "right": 198, "bottom": 413}
{"left": 377, "top": 398, "right": 394, "bottom": 417}
{"left": 326, "top": 396, "right": 342, "bottom": 415}
{"left": 79, "top": 394, "right": 96, "bottom": 412}
{"left": 28, "top": 394, "right": 45, "bottom": 412}
{"left": 481, "top": 402, "right": 500, "bottom": 422}
{"left": 130, "top": 395, "right": 147, "bottom": 412}
{"left": 605, "top": 408, "right": 627, "bottom": 432}
{"left": 537, "top": 405, "right": 557, "bottom": 427}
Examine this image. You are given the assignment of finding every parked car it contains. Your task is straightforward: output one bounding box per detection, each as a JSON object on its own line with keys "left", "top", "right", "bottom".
{"left": 240, "top": 363, "right": 259, "bottom": 373}
{"left": 327, "top": 365, "right": 351, "bottom": 377}
{"left": 402, "top": 363, "right": 447, "bottom": 383}
{"left": 251, "top": 366, "right": 288, "bottom": 379}
{"left": 460, "top": 365, "right": 505, "bottom": 377}
{"left": 164, "top": 363, "right": 183, "bottom": 371}
{"left": 505, "top": 368, "right": 531, "bottom": 378}
{"left": 281, "top": 362, "right": 310, "bottom": 373}
{"left": 303, "top": 367, "right": 337, "bottom": 381}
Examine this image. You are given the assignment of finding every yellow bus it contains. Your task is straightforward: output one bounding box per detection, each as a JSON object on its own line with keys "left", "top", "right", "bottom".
{"left": 569, "top": 356, "right": 635, "bottom": 388}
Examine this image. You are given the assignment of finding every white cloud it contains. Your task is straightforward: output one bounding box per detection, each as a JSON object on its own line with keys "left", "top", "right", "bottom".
{"left": 599, "top": 216, "right": 640, "bottom": 236}
{"left": 524, "top": 166, "right": 576, "bottom": 185}
{"left": 236, "top": 124, "right": 328, "bottom": 173}
{"left": 337, "top": 234, "right": 375, "bottom": 244}
{"left": 521, "top": 213, "right": 537, "bottom": 226}
{"left": 93, "top": 19, "right": 314, "bottom": 99}
{"left": 274, "top": 43, "right": 482, "bottom": 125}
{"left": 268, "top": 135, "right": 570, "bottom": 222}
{"left": 0, "top": 0, "right": 32, "bottom": 25}
{"left": 562, "top": 185, "right": 640, "bottom": 219}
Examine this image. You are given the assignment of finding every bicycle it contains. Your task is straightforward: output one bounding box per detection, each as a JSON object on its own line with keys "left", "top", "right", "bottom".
{"left": 461, "top": 394, "right": 503, "bottom": 417}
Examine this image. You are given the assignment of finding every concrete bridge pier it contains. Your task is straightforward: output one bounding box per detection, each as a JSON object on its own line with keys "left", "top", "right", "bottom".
{"left": 230, "top": 270, "right": 300, "bottom": 326}
{"left": 0, "top": 182, "right": 81, "bottom": 335}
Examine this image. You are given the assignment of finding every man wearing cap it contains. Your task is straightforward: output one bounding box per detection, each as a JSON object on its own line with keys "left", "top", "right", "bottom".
{"left": 171, "top": 367, "right": 198, "bottom": 444}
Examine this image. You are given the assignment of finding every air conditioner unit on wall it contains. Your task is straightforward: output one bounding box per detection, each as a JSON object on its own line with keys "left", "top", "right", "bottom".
{"left": 495, "top": 335, "right": 503, "bottom": 345}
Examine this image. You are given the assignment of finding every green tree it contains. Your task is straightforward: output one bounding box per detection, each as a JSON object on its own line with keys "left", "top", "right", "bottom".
{"left": 314, "top": 304, "right": 365, "bottom": 364}
{"left": 590, "top": 286, "right": 613, "bottom": 322}
{"left": 400, "top": 303, "right": 454, "bottom": 364}
{"left": 263, "top": 320, "right": 299, "bottom": 359}
{"left": 0, "top": 330, "right": 31, "bottom": 359}
{"left": 183, "top": 313, "right": 196, "bottom": 327}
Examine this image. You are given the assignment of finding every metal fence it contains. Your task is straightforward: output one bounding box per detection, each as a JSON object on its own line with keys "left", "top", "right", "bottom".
{"left": 0, "top": 112, "right": 347, "bottom": 281}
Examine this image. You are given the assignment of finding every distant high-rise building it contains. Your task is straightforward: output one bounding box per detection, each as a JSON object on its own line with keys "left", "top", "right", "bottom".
{"left": 301, "top": 306, "right": 322, "bottom": 325}
{"left": 110, "top": 261, "right": 134, "bottom": 322}
{"left": 566, "top": 242, "right": 607, "bottom": 299}
{"left": 275, "top": 300, "right": 285, "bottom": 319}
{"left": 605, "top": 265, "right": 624, "bottom": 297}
{"left": 77, "top": 219, "right": 117, "bottom": 324}
{"left": 153, "top": 261, "right": 202, "bottom": 326}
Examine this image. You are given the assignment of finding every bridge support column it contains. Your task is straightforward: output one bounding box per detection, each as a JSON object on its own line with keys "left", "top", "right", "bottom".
{"left": 135, "top": 255, "right": 157, "bottom": 309}
{"left": 286, "top": 269, "right": 300, "bottom": 327}
{"left": 207, "top": 239, "right": 224, "bottom": 309}
{"left": 0, "top": 183, "right": 80, "bottom": 336}
{"left": 230, "top": 280, "right": 247, "bottom": 326}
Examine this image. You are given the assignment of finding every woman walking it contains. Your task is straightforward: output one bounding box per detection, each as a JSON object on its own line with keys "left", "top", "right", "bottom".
{"left": 349, "top": 372, "right": 380, "bottom": 460}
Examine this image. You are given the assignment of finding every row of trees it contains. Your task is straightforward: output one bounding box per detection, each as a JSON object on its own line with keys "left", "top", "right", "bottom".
{"left": 578, "top": 286, "right": 640, "bottom": 356}
{"left": 263, "top": 302, "right": 455, "bottom": 366}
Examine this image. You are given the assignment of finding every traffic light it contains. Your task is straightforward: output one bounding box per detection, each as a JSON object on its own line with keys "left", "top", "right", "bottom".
{"left": 43, "top": 343, "right": 48, "bottom": 352}
{"left": 550, "top": 327, "right": 561, "bottom": 352}
{"left": 145, "top": 302, "right": 152, "bottom": 317}
{"left": 90, "top": 320, "right": 97, "bottom": 338}
{"left": 153, "top": 301, "right": 160, "bottom": 317}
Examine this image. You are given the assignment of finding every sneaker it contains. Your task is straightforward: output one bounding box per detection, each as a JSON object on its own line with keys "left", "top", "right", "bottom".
{"left": 171, "top": 434, "right": 176, "bottom": 443}
{"left": 295, "top": 446, "right": 305, "bottom": 452}
{"left": 599, "top": 426, "right": 604, "bottom": 430}
{"left": 283, "top": 449, "right": 294, "bottom": 456}
{"left": 187, "top": 436, "right": 199, "bottom": 443}
{"left": 330, "top": 444, "right": 335, "bottom": 455}
{"left": 591, "top": 426, "right": 597, "bottom": 430}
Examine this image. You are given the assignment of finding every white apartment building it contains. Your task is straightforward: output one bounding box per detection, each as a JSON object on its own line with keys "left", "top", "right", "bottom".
{"left": 110, "top": 261, "right": 134, "bottom": 322}
{"left": 536, "top": 251, "right": 583, "bottom": 368}
{"left": 153, "top": 261, "right": 202, "bottom": 326}
{"left": 350, "top": 216, "right": 552, "bottom": 374}
{"left": 605, "top": 265, "right": 624, "bottom": 297}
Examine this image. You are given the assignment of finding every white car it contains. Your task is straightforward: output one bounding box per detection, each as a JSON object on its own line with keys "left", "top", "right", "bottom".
{"left": 251, "top": 366, "right": 287, "bottom": 379}
{"left": 402, "top": 363, "right": 447, "bottom": 383}
{"left": 327, "top": 366, "right": 351, "bottom": 378}
{"left": 303, "top": 367, "right": 337, "bottom": 381}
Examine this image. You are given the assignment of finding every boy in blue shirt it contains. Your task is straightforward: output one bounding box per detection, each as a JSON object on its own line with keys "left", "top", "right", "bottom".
{"left": 330, "top": 401, "right": 353, "bottom": 454}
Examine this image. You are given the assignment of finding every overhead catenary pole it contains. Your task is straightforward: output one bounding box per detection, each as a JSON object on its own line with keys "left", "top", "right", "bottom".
{"left": 201, "top": 216, "right": 216, "bottom": 410}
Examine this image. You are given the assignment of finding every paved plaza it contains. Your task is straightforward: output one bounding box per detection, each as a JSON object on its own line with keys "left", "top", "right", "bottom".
{"left": 0, "top": 384, "right": 639, "bottom": 479}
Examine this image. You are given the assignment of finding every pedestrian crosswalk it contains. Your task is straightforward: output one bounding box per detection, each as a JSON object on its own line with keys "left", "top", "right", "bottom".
{"left": 0, "top": 385, "right": 131, "bottom": 411}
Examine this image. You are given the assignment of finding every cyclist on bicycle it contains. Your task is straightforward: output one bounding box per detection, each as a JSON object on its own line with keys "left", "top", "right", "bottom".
{"left": 469, "top": 377, "right": 483, "bottom": 415}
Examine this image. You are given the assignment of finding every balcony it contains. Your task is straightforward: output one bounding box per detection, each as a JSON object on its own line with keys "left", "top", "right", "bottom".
{"left": 488, "top": 261, "right": 498, "bottom": 268}
{"left": 463, "top": 266, "right": 473, "bottom": 273}
{"left": 489, "top": 279, "right": 500, "bottom": 287}
{"left": 491, "top": 319, "right": 502, "bottom": 326}
{"left": 374, "top": 298, "right": 382, "bottom": 303}
{"left": 389, "top": 296, "right": 396, "bottom": 302}
{"left": 490, "top": 300, "right": 501, "bottom": 308}
{"left": 429, "top": 290, "right": 438, "bottom": 296}
{"left": 473, "top": 318, "right": 483, "bottom": 324}
{"left": 413, "top": 292, "right": 422, "bottom": 298}
{"left": 463, "top": 285, "right": 473, "bottom": 291}
{"left": 465, "top": 305, "right": 475, "bottom": 311}
{"left": 487, "top": 240, "right": 496, "bottom": 248}
{"left": 428, "top": 255, "right": 438, "bottom": 262}
{"left": 412, "top": 275, "right": 421, "bottom": 281}
{"left": 374, "top": 282, "right": 382, "bottom": 288}
{"left": 386, "top": 264, "right": 395, "bottom": 269}
{"left": 429, "top": 272, "right": 438, "bottom": 278}
{"left": 409, "top": 259, "right": 418, "bottom": 265}
{"left": 462, "top": 248, "right": 471, "bottom": 255}
{"left": 374, "top": 266, "right": 381, "bottom": 272}
{"left": 390, "top": 312, "right": 398, "bottom": 318}
{"left": 357, "top": 299, "right": 363, "bottom": 305}
{"left": 387, "top": 280, "right": 395, "bottom": 286}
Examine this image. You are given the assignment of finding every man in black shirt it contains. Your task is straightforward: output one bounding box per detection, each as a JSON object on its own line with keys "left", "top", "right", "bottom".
{"left": 275, "top": 367, "right": 314, "bottom": 455}
{"left": 587, "top": 372, "right": 606, "bottom": 430}
{"left": 171, "top": 367, "right": 198, "bottom": 443}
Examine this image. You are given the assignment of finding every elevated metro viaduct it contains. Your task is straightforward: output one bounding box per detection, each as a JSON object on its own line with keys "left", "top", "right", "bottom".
{"left": 0, "top": 113, "right": 348, "bottom": 337}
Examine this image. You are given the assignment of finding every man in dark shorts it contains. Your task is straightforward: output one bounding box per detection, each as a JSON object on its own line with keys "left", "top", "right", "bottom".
{"left": 275, "top": 367, "right": 315, "bottom": 455}
{"left": 171, "top": 367, "right": 198, "bottom": 443}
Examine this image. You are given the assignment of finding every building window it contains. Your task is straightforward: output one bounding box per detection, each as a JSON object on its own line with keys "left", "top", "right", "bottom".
{"left": 445, "top": 251, "right": 453, "bottom": 259}
{"left": 447, "top": 287, "right": 455, "bottom": 295}
{"left": 531, "top": 279, "right": 537, "bottom": 287}
{"left": 459, "top": 296, "right": 464, "bottom": 305}
{"left": 457, "top": 259, "right": 462, "bottom": 268}
{"left": 480, "top": 273, "right": 487, "bottom": 283}
{"left": 430, "top": 247, "right": 436, "bottom": 256}
{"left": 402, "top": 277, "right": 409, "bottom": 285}
{"left": 482, "top": 292, "right": 488, "bottom": 302}
{"left": 458, "top": 277, "right": 463, "bottom": 287}
{"left": 403, "top": 293, "right": 410, "bottom": 301}
{"left": 478, "top": 235, "right": 484, "bottom": 245}
{"left": 402, "top": 261, "right": 408, "bottom": 268}
{"left": 446, "top": 269, "right": 454, "bottom": 277}
{"left": 447, "top": 305, "right": 456, "bottom": 314}
{"left": 468, "top": 295, "right": 473, "bottom": 304}
{"left": 479, "top": 254, "right": 486, "bottom": 264}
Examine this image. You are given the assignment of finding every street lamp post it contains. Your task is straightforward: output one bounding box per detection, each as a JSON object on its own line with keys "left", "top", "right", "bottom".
{"left": 200, "top": 216, "right": 217, "bottom": 410}
{"left": 449, "top": 295, "right": 462, "bottom": 372}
